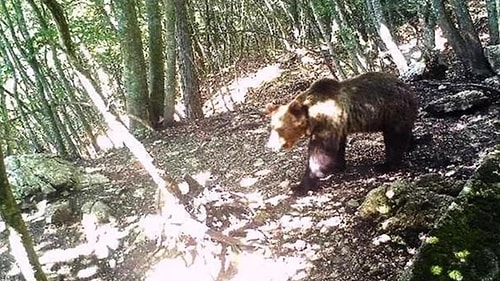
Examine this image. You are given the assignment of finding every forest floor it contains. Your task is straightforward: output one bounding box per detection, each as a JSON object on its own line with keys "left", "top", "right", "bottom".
{"left": 2, "top": 51, "right": 500, "bottom": 281}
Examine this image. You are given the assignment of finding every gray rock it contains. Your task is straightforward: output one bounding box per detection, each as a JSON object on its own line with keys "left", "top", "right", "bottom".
{"left": 82, "top": 200, "right": 113, "bottom": 224}
{"left": 358, "top": 184, "right": 392, "bottom": 218}
{"left": 4, "top": 154, "right": 108, "bottom": 208}
{"left": 5, "top": 154, "right": 80, "bottom": 204}
{"left": 401, "top": 61, "right": 426, "bottom": 82}
{"left": 424, "top": 90, "right": 491, "bottom": 117}
{"left": 484, "top": 75, "right": 500, "bottom": 88}
{"left": 46, "top": 200, "right": 77, "bottom": 225}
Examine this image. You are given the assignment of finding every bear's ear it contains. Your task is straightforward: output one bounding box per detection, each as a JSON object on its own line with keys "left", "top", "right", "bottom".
{"left": 265, "top": 103, "right": 279, "bottom": 115}
{"left": 289, "top": 100, "right": 305, "bottom": 115}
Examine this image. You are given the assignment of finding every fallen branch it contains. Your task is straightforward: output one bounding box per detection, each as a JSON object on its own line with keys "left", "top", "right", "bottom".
{"left": 75, "top": 70, "right": 251, "bottom": 251}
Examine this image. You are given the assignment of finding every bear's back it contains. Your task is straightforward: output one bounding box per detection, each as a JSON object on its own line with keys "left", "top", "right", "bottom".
{"left": 303, "top": 72, "right": 418, "bottom": 134}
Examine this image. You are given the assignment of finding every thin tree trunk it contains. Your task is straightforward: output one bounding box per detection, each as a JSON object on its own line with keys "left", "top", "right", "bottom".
{"left": 420, "top": 0, "right": 436, "bottom": 58}
{"left": 331, "top": 0, "right": 368, "bottom": 74}
{"left": 39, "top": 0, "right": 128, "bottom": 140}
{"left": 262, "top": 0, "right": 291, "bottom": 50}
{"left": 0, "top": 145, "right": 48, "bottom": 281}
{"left": 308, "top": 1, "right": 346, "bottom": 79}
{"left": 52, "top": 47, "right": 100, "bottom": 154}
{"left": 0, "top": 42, "right": 43, "bottom": 152}
{"left": 486, "top": 0, "right": 499, "bottom": 45}
{"left": 0, "top": 86, "right": 15, "bottom": 155}
{"left": 146, "top": 0, "right": 165, "bottom": 129}
{"left": 114, "top": 0, "right": 150, "bottom": 131}
{"left": 3, "top": 0, "right": 69, "bottom": 157}
{"left": 175, "top": 0, "right": 204, "bottom": 120}
{"left": 366, "top": 0, "right": 408, "bottom": 74}
{"left": 163, "top": 0, "right": 177, "bottom": 126}
{"left": 432, "top": 0, "right": 493, "bottom": 77}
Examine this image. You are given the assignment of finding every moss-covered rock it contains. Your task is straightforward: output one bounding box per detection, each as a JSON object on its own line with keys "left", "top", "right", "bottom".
{"left": 359, "top": 174, "right": 463, "bottom": 232}
{"left": 401, "top": 146, "right": 500, "bottom": 281}
{"left": 4, "top": 154, "right": 108, "bottom": 208}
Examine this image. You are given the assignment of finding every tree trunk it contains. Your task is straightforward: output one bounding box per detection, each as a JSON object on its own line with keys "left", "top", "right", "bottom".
{"left": 2, "top": 0, "right": 70, "bottom": 157}
{"left": 114, "top": 0, "right": 149, "bottom": 131}
{"left": 146, "top": 0, "right": 165, "bottom": 129}
{"left": 0, "top": 87, "right": 15, "bottom": 155}
{"left": 0, "top": 42, "right": 43, "bottom": 152}
{"left": 331, "top": 0, "right": 368, "bottom": 74}
{"left": 175, "top": 0, "right": 204, "bottom": 120}
{"left": 486, "top": 0, "right": 499, "bottom": 45}
{"left": 366, "top": 0, "right": 408, "bottom": 74}
{"left": 419, "top": 0, "right": 437, "bottom": 59}
{"left": 308, "top": 1, "right": 346, "bottom": 79}
{"left": 432, "top": 0, "right": 494, "bottom": 77}
{"left": 0, "top": 145, "right": 48, "bottom": 281}
{"left": 163, "top": 0, "right": 177, "bottom": 126}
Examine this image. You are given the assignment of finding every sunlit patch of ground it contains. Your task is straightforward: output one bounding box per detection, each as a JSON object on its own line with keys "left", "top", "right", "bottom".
{"left": 143, "top": 189, "right": 348, "bottom": 281}
{"left": 203, "top": 64, "right": 283, "bottom": 116}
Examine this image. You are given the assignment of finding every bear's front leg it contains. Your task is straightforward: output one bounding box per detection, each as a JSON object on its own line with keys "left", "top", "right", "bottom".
{"left": 293, "top": 167, "right": 321, "bottom": 196}
{"left": 292, "top": 136, "right": 340, "bottom": 196}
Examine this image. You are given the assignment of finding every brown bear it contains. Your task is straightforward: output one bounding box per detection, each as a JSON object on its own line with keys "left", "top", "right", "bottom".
{"left": 265, "top": 72, "right": 418, "bottom": 196}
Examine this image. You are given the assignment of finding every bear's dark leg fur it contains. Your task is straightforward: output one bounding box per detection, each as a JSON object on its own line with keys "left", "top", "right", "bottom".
{"left": 293, "top": 167, "right": 321, "bottom": 196}
{"left": 293, "top": 135, "right": 343, "bottom": 196}
{"left": 332, "top": 136, "right": 347, "bottom": 171}
{"left": 382, "top": 127, "right": 413, "bottom": 170}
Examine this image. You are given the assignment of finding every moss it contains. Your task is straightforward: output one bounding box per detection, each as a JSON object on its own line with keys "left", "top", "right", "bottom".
{"left": 409, "top": 199, "right": 500, "bottom": 280}
{"left": 406, "top": 146, "right": 500, "bottom": 281}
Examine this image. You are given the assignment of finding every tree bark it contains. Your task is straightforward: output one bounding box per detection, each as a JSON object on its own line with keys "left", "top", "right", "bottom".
{"left": 308, "top": 1, "right": 346, "bottom": 79}
{"left": 366, "top": 0, "right": 408, "bottom": 74}
{"left": 0, "top": 145, "right": 48, "bottom": 281}
{"left": 146, "top": 0, "right": 165, "bottom": 129}
{"left": 432, "top": 0, "right": 494, "bottom": 77}
{"left": 419, "top": 0, "right": 437, "bottom": 59}
{"left": 114, "top": 0, "right": 150, "bottom": 131}
{"left": 0, "top": 41, "right": 44, "bottom": 152}
{"left": 175, "top": 0, "right": 204, "bottom": 120}
{"left": 4, "top": 0, "right": 70, "bottom": 158}
{"left": 486, "top": 0, "right": 499, "bottom": 45}
{"left": 163, "top": 0, "right": 177, "bottom": 126}
{"left": 0, "top": 87, "right": 15, "bottom": 155}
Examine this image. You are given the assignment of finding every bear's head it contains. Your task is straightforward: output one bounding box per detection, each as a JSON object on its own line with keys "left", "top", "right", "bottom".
{"left": 265, "top": 100, "right": 309, "bottom": 151}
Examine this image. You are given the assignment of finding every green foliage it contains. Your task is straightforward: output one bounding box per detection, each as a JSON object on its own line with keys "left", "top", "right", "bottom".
{"left": 381, "top": 0, "right": 419, "bottom": 28}
{"left": 336, "top": 27, "right": 358, "bottom": 51}
{"left": 31, "top": 28, "right": 58, "bottom": 50}
{"left": 311, "top": 0, "right": 333, "bottom": 19}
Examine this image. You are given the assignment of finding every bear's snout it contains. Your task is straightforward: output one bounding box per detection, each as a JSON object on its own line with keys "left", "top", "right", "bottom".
{"left": 266, "top": 131, "right": 284, "bottom": 151}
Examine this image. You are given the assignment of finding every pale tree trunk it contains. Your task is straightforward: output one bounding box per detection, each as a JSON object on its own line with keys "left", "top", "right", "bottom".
{"left": 0, "top": 145, "right": 48, "bottom": 281}
{"left": 0, "top": 43, "right": 43, "bottom": 152}
{"left": 366, "top": 0, "right": 408, "bottom": 74}
{"left": 175, "top": 0, "right": 203, "bottom": 120}
{"left": 163, "top": 0, "right": 177, "bottom": 126}
{"left": 486, "top": 0, "right": 500, "bottom": 45}
{"left": 419, "top": 0, "right": 437, "bottom": 59}
{"left": 146, "top": 0, "right": 165, "bottom": 129}
{"left": 262, "top": 0, "right": 292, "bottom": 51}
{"left": 114, "top": 0, "right": 149, "bottom": 131}
{"left": 432, "top": 0, "right": 494, "bottom": 77}
{"left": 4, "top": 0, "right": 70, "bottom": 158}
{"left": 308, "top": 1, "right": 346, "bottom": 79}
{"left": 331, "top": 0, "right": 368, "bottom": 74}
{"left": 0, "top": 87, "right": 15, "bottom": 155}
{"left": 36, "top": 0, "right": 106, "bottom": 155}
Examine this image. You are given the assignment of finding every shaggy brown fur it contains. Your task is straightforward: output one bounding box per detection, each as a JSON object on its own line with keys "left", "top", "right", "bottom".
{"left": 266, "top": 72, "right": 418, "bottom": 196}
